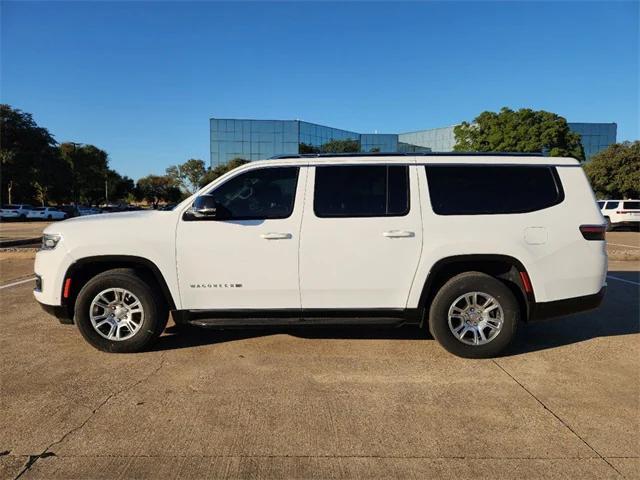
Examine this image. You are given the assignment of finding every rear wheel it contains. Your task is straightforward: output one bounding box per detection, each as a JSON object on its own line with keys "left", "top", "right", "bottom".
{"left": 428, "top": 272, "right": 519, "bottom": 358}
{"left": 74, "top": 269, "right": 168, "bottom": 353}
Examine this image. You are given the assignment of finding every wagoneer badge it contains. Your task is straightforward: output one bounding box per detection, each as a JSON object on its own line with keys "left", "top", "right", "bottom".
{"left": 189, "top": 283, "right": 243, "bottom": 289}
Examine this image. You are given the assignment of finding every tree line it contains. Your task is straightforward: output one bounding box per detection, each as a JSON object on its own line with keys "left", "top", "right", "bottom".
{"left": 0, "top": 105, "right": 248, "bottom": 207}
{"left": 1, "top": 104, "right": 637, "bottom": 206}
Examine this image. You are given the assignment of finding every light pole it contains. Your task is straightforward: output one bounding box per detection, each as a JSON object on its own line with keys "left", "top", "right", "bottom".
{"left": 68, "top": 142, "right": 82, "bottom": 206}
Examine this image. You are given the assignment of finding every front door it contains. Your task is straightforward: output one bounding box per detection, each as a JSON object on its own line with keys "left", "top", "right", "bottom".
{"left": 176, "top": 165, "right": 306, "bottom": 310}
{"left": 299, "top": 163, "right": 423, "bottom": 309}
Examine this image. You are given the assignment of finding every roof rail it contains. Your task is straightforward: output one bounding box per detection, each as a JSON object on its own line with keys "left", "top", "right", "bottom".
{"left": 269, "top": 152, "right": 545, "bottom": 159}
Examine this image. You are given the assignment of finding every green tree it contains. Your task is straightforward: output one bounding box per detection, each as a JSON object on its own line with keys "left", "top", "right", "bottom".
{"left": 0, "top": 104, "right": 70, "bottom": 204}
{"left": 166, "top": 158, "right": 207, "bottom": 194}
{"left": 59, "top": 143, "right": 111, "bottom": 205}
{"left": 199, "top": 158, "right": 249, "bottom": 187}
{"left": 106, "top": 169, "right": 135, "bottom": 203}
{"left": 136, "top": 174, "right": 182, "bottom": 208}
{"left": 583, "top": 141, "right": 640, "bottom": 199}
{"left": 454, "top": 107, "right": 585, "bottom": 161}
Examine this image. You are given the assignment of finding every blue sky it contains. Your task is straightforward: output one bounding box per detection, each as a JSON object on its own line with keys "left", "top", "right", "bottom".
{"left": 2, "top": 1, "right": 638, "bottom": 180}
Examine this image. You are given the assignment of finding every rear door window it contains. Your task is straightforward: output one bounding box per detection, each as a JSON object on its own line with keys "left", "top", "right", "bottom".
{"left": 314, "top": 165, "right": 409, "bottom": 217}
{"left": 623, "top": 201, "right": 640, "bottom": 210}
{"left": 425, "top": 165, "right": 564, "bottom": 215}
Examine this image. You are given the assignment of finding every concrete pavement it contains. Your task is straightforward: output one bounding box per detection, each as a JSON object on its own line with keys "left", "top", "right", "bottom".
{"left": 0, "top": 264, "right": 638, "bottom": 479}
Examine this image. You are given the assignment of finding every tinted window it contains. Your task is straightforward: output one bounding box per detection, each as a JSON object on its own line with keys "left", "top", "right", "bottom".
{"left": 425, "top": 165, "right": 563, "bottom": 215}
{"left": 207, "top": 167, "right": 299, "bottom": 220}
{"left": 604, "top": 201, "right": 619, "bottom": 210}
{"left": 314, "top": 165, "right": 409, "bottom": 217}
{"left": 597, "top": 201, "right": 605, "bottom": 209}
{"left": 623, "top": 201, "right": 640, "bottom": 210}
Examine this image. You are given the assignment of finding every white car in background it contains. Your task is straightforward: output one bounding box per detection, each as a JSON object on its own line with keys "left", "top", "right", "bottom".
{"left": 1, "top": 204, "right": 34, "bottom": 219}
{"left": 598, "top": 199, "right": 640, "bottom": 230}
{"left": 26, "top": 207, "right": 67, "bottom": 220}
{"left": 78, "top": 207, "right": 101, "bottom": 216}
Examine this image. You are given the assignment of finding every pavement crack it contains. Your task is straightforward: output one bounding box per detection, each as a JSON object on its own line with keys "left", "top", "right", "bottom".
{"left": 492, "top": 360, "right": 626, "bottom": 479}
{"left": 13, "top": 353, "right": 167, "bottom": 480}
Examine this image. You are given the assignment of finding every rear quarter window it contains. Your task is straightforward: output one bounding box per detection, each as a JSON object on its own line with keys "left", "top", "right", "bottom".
{"left": 425, "top": 165, "right": 564, "bottom": 215}
{"left": 623, "top": 201, "right": 640, "bottom": 210}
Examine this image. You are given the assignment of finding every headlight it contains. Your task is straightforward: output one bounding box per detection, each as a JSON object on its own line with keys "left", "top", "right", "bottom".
{"left": 41, "top": 233, "right": 61, "bottom": 250}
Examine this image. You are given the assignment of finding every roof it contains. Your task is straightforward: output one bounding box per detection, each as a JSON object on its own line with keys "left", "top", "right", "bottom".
{"left": 270, "top": 152, "right": 545, "bottom": 159}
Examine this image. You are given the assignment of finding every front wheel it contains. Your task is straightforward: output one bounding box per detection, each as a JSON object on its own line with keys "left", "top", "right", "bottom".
{"left": 428, "top": 272, "right": 519, "bottom": 358}
{"left": 74, "top": 269, "right": 168, "bottom": 353}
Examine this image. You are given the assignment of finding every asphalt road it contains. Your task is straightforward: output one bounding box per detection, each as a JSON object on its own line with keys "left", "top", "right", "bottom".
{"left": 0, "top": 266, "right": 638, "bottom": 479}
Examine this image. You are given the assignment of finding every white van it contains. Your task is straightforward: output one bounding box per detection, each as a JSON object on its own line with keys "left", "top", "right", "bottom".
{"left": 34, "top": 153, "right": 607, "bottom": 358}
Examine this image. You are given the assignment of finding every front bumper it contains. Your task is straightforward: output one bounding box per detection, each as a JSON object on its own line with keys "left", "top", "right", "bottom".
{"left": 529, "top": 286, "right": 606, "bottom": 321}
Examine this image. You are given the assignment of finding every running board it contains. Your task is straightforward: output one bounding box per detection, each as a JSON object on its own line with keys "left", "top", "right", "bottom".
{"left": 188, "top": 317, "right": 407, "bottom": 328}
{"left": 175, "top": 308, "right": 420, "bottom": 328}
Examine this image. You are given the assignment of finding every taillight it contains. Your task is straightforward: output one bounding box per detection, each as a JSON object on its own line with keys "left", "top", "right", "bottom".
{"left": 580, "top": 224, "right": 606, "bottom": 241}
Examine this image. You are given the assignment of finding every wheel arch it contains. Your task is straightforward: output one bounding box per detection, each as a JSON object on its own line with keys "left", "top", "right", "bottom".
{"left": 62, "top": 255, "right": 177, "bottom": 319}
{"left": 417, "top": 254, "right": 534, "bottom": 324}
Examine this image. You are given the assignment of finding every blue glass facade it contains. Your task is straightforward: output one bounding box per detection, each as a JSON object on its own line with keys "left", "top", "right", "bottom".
{"left": 399, "top": 123, "right": 617, "bottom": 160}
{"left": 211, "top": 118, "right": 617, "bottom": 166}
{"left": 210, "top": 118, "right": 426, "bottom": 166}
{"left": 567, "top": 123, "right": 618, "bottom": 160}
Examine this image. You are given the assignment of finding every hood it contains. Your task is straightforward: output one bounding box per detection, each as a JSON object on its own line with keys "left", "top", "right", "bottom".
{"left": 43, "top": 210, "right": 169, "bottom": 235}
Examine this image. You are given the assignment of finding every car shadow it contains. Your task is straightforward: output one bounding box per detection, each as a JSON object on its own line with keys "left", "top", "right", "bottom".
{"left": 151, "top": 270, "right": 639, "bottom": 356}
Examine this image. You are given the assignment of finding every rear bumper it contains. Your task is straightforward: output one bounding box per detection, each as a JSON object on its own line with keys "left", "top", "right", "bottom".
{"left": 529, "top": 286, "right": 606, "bottom": 321}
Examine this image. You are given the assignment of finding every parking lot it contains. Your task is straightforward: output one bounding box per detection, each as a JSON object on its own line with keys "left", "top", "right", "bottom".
{"left": 0, "top": 239, "right": 638, "bottom": 479}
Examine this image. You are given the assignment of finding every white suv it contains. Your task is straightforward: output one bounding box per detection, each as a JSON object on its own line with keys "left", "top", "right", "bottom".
{"left": 34, "top": 154, "right": 607, "bottom": 358}
{"left": 597, "top": 199, "right": 640, "bottom": 230}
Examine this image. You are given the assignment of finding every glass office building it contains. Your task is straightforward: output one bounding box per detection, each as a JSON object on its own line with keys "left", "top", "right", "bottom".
{"left": 211, "top": 118, "right": 616, "bottom": 166}
{"left": 399, "top": 123, "right": 617, "bottom": 160}
{"left": 568, "top": 123, "right": 618, "bottom": 160}
{"left": 210, "top": 119, "right": 426, "bottom": 166}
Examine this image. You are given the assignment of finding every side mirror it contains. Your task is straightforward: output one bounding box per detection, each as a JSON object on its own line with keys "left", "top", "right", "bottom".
{"left": 185, "top": 195, "right": 231, "bottom": 220}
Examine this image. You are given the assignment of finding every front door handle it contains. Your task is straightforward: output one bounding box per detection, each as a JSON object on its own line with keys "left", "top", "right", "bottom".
{"left": 260, "top": 232, "right": 292, "bottom": 240}
{"left": 382, "top": 230, "right": 415, "bottom": 238}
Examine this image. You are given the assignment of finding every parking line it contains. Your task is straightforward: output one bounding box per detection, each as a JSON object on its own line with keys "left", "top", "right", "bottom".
{"left": 0, "top": 277, "right": 36, "bottom": 290}
{"left": 607, "top": 275, "right": 640, "bottom": 286}
{"left": 607, "top": 243, "right": 640, "bottom": 249}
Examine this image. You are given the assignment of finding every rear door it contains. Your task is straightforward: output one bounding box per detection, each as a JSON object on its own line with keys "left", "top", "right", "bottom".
{"left": 299, "top": 162, "right": 423, "bottom": 309}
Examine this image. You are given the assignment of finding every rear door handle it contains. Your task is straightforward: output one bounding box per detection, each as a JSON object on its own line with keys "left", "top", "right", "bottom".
{"left": 260, "top": 232, "right": 292, "bottom": 240}
{"left": 382, "top": 230, "right": 415, "bottom": 238}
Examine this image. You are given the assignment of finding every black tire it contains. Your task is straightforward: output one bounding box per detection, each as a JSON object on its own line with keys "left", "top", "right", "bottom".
{"left": 74, "top": 268, "right": 168, "bottom": 353}
{"left": 428, "top": 272, "right": 519, "bottom": 358}
{"left": 47, "top": 214, "right": 52, "bottom": 220}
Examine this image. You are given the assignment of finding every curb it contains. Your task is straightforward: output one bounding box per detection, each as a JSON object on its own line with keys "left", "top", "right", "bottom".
{"left": 0, "top": 237, "right": 41, "bottom": 248}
